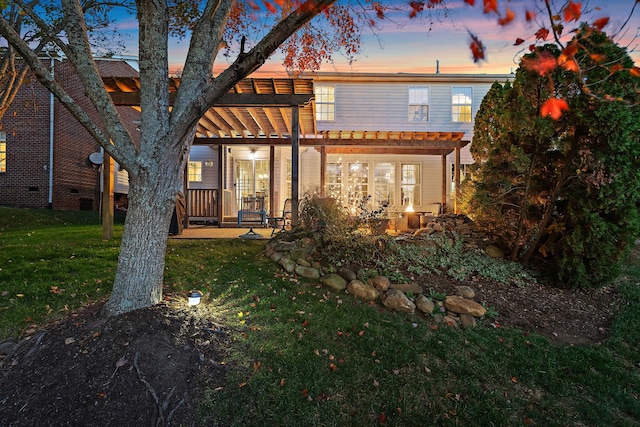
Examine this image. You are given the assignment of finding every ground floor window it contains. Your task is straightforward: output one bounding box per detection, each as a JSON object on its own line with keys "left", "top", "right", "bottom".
{"left": 373, "top": 162, "right": 394, "bottom": 206}
{"left": 401, "top": 163, "right": 421, "bottom": 208}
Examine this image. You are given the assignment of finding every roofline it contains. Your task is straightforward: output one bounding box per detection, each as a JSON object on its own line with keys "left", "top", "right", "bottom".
{"left": 294, "top": 71, "right": 514, "bottom": 83}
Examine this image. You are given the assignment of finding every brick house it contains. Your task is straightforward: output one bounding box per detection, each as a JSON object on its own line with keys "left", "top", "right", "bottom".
{"left": 0, "top": 58, "right": 139, "bottom": 210}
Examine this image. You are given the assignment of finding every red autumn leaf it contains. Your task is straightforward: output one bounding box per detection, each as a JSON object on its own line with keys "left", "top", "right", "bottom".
{"left": 563, "top": 1, "right": 582, "bottom": 23}
{"left": 521, "top": 51, "right": 557, "bottom": 76}
{"left": 428, "top": 0, "right": 442, "bottom": 3}
{"left": 469, "top": 32, "right": 485, "bottom": 63}
{"left": 592, "top": 16, "right": 609, "bottom": 30}
{"left": 535, "top": 28, "right": 550, "bottom": 41}
{"left": 528, "top": 44, "right": 536, "bottom": 52}
{"left": 301, "top": 388, "right": 309, "bottom": 397}
{"left": 559, "top": 58, "right": 579, "bottom": 72}
{"left": 514, "top": 38, "right": 525, "bottom": 46}
{"left": 302, "top": 320, "right": 308, "bottom": 326}
{"left": 541, "top": 98, "right": 570, "bottom": 120}
{"left": 329, "top": 363, "right": 337, "bottom": 371}
{"left": 525, "top": 10, "right": 536, "bottom": 22}
{"left": 248, "top": 0, "right": 260, "bottom": 10}
{"left": 409, "top": 1, "right": 424, "bottom": 18}
{"left": 511, "top": 376, "right": 519, "bottom": 383}
{"left": 498, "top": 7, "right": 515, "bottom": 26}
{"left": 630, "top": 67, "right": 640, "bottom": 77}
{"left": 464, "top": 0, "right": 475, "bottom": 5}
{"left": 610, "top": 64, "right": 624, "bottom": 74}
{"left": 379, "top": 412, "right": 387, "bottom": 425}
{"left": 590, "top": 53, "right": 606, "bottom": 63}
{"left": 483, "top": 0, "right": 498, "bottom": 14}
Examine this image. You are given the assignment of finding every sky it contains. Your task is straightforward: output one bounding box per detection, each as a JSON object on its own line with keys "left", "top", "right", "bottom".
{"left": 115, "top": 0, "right": 640, "bottom": 76}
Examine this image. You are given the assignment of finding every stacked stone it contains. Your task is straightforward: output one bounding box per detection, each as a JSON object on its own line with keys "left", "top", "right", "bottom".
{"left": 265, "top": 239, "right": 488, "bottom": 328}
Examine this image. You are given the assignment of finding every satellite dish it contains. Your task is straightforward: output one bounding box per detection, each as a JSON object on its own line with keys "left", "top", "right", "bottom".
{"left": 88, "top": 152, "right": 103, "bottom": 165}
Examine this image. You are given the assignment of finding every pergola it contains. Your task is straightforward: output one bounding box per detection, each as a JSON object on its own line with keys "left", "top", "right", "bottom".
{"left": 105, "top": 76, "right": 469, "bottom": 225}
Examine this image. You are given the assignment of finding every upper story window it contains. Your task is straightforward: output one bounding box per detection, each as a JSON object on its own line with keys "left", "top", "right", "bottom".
{"left": 188, "top": 161, "right": 202, "bottom": 182}
{"left": 408, "top": 86, "right": 429, "bottom": 122}
{"left": 315, "top": 85, "right": 335, "bottom": 121}
{"left": 452, "top": 87, "right": 473, "bottom": 122}
{"left": 0, "top": 132, "right": 6, "bottom": 173}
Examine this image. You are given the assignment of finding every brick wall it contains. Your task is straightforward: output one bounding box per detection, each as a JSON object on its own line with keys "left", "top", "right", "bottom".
{"left": 0, "top": 69, "right": 52, "bottom": 208}
{"left": 0, "top": 59, "right": 139, "bottom": 211}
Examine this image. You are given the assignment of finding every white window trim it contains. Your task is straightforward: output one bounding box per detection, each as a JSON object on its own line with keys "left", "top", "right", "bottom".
{"left": 315, "top": 85, "right": 335, "bottom": 122}
{"left": 407, "top": 86, "right": 430, "bottom": 123}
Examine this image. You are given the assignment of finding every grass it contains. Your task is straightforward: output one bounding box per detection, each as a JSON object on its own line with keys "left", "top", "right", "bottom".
{"left": 1, "top": 207, "right": 639, "bottom": 426}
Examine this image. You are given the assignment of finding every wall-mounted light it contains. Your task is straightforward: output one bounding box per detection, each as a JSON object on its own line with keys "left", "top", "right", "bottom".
{"left": 204, "top": 159, "right": 214, "bottom": 167}
{"left": 249, "top": 148, "right": 257, "bottom": 160}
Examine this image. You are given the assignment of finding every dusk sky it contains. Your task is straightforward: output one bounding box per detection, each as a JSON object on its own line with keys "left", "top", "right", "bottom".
{"left": 115, "top": 0, "right": 639, "bottom": 76}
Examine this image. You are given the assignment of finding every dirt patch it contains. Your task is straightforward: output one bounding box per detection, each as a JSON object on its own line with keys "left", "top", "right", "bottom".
{"left": 1, "top": 244, "right": 636, "bottom": 425}
{"left": 0, "top": 296, "right": 230, "bottom": 427}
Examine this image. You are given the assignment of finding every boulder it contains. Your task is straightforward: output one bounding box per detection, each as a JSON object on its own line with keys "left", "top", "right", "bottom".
{"left": 484, "top": 245, "right": 504, "bottom": 259}
{"left": 382, "top": 289, "right": 416, "bottom": 314}
{"left": 339, "top": 267, "right": 357, "bottom": 282}
{"left": 295, "top": 265, "right": 321, "bottom": 280}
{"left": 456, "top": 285, "right": 476, "bottom": 299}
{"left": 320, "top": 274, "right": 348, "bottom": 291}
{"left": 368, "top": 275, "right": 391, "bottom": 292}
{"left": 444, "top": 296, "right": 486, "bottom": 318}
{"left": 279, "top": 257, "right": 297, "bottom": 273}
{"left": 415, "top": 294, "right": 435, "bottom": 314}
{"left": 269, "top": 252, "right": 284, "bottom": 263}
{"left": 346, "top": 280, "right": 380, "bottom": 301}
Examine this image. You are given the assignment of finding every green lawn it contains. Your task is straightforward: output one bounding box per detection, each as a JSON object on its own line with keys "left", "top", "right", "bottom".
{"left": 1, "top": 206, "right": 639, "bottom": 426}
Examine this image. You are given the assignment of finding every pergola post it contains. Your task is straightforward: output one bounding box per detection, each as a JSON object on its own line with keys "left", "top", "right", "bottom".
{"left": 291, "top": 105, "right": 300, "bottom": 226}
{"left": 454, "top": 145, "right": 461, "bottom": 214}
{"left": 441, "top": 154, "right": 447, "bottom": 212}
{"left": 101, "top": 151, "right": 114, "bottom": 240}
{"left": 320, "top": 146, "right": 326, "bottom": 197}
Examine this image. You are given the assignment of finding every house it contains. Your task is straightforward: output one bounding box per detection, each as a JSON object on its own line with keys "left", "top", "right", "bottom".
{"left": 2, "top": 61, "right": 513, "bottom": 228}
{"left": 0, "top": 57, "right": 139, "bottom": 211}
{"left": 185, "top": 71, "right": 513, "bottom": 226}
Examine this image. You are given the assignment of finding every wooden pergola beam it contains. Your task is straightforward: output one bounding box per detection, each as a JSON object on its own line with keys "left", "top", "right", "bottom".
{"left": 109, "top": 92, "right": 314, "bottom": 107}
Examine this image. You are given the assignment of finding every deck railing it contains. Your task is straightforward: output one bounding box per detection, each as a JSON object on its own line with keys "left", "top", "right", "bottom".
{"left": 187, "top": 189, "right": 218, "bottom": 220}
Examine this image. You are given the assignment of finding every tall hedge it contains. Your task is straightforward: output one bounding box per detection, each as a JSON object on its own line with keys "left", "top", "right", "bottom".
{"left": 463, "top": 27, "right": 640, "bottom": 288}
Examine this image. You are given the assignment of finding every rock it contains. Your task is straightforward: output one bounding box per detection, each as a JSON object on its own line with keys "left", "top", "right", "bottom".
{"left": 381, "top": 289, "right": 416, "bottom": 314}
{"left": 311, "top": 261, "right": 323, "bottom": 270}
{"left": 269, "top": 252, "right": 284, "bottom": 263}
{"left": 413, "top": 227, "right": 435, "bottom": 237}
{"left": 390, "top": 283, "right": 423, "bottom": 294}
{"left": 319, "top": 274, "right": 348, "bottom": 291}
{"left": 415, "top": 294, "right": 435, "bottom": 314}
{"left": 456, "top": 285, "right": 476, "bottom": 299}
{"left": 346, "top": 280, "right": 380, "bottom": 301}
{"left": 443, "top": 315, "right": 459, "bottom": 327}
{"left": 279, "top": 257, "right": 297, "bottom": 273}
{"left": 295, "top": 265, "right": 321, "bottom": 280}
{"left": 368, "top": 276, "right": 391, "bottom": 292}
{"left": 273, "top": 241, "right": 296, "bottom": 252}
{"left": 289, "top": 247, "right": 311, "bottom": 262}
{"left": 459, "top": 314, "right": 477, "bottom": 328}
{"left": 484, "top": 245, "right": 504, "bottom": 259}
{"left": 444, "top": 296, "right": 486, "bottom": 318}
{"left": 297, "top": 258, "right": 311, "bottom": 267}
{"left": 339, "top": 267, "right": 357, "bottom": 282}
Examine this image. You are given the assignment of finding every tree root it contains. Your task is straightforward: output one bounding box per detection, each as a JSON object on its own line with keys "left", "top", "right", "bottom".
{"left": 133, "top": 351, "right": 187, "bottom": 427}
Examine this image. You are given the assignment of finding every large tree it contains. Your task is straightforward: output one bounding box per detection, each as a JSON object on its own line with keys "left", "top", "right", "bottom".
{"left": 0, "top": 0, "right": 636, "bottom": 314}
{"left": 464, "top": 26, "right": 640, "bottom": 287}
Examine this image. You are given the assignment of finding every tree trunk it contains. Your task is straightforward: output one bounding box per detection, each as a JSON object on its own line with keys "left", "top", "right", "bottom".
{"left": 101, "top": 173, "right": 177, "bottom": 317}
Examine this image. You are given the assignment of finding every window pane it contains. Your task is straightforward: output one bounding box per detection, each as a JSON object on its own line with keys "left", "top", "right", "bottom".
{"left": 315, "top": 85, "right": 335, "bottom": 121}
{"left": 452, "top": 87, "right": 472, "bottom": 122}
{"left": 408, "top": 87, "right": 429, "bottom": 122}
{"left": 188, "top": 161, "right": 202, "bottom": 182}
{"left": 347, "top": 162, "right": 368, "bottom": 214}
{"left": 401, "top": 164, "right": 421, "bottom": 206}
{"left": 373, "top": 163, "right": 394, "bottom": 206}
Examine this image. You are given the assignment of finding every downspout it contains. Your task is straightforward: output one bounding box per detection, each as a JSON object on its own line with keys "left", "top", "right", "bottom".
{"left": 47, "top": 53, "right": 55, "bottom": 208}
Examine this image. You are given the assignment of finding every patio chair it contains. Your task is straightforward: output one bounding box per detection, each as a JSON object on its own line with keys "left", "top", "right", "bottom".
{"left": 267, "top": 198, "right": 293, "bottom": 236}
{"left": 238, "top": 196, "right": 267, "bottom": 237}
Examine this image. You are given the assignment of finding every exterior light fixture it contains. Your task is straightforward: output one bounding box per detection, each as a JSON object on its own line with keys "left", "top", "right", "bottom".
{"left": 204, "top": 159, "right": 214, "bottom": 167}
{"left": 187, "top": 290, "right": 203, "bottom": 306}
